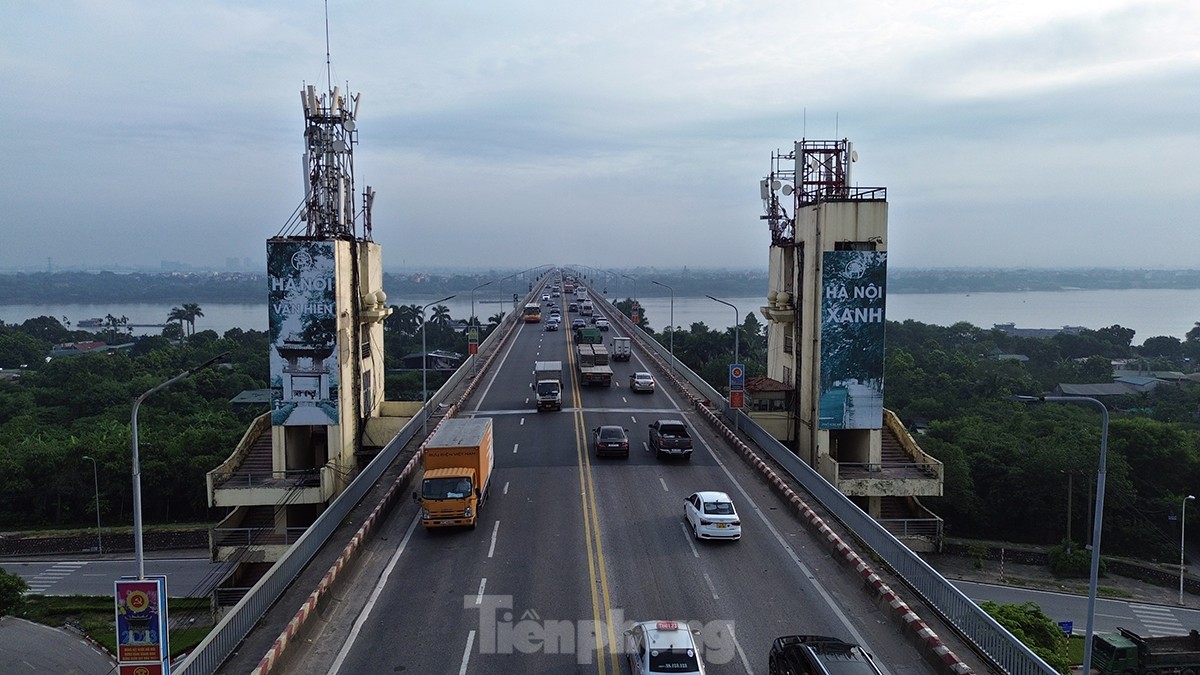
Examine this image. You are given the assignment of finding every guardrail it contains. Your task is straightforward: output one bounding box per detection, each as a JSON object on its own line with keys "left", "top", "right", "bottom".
{"left": 176, "top": 289, "right": 536, "bottom": 675}
{"left": 603, "top": 291, "right": 1053, "bottom": 674}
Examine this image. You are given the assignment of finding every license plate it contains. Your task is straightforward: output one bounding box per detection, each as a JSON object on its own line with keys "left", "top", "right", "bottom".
{"left": 716, "top": 524, "right": 727, "bottom": 528}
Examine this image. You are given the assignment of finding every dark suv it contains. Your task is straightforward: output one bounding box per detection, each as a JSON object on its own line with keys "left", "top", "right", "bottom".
{"left": 768, "top": 635, "right": 883, "bottom": 675}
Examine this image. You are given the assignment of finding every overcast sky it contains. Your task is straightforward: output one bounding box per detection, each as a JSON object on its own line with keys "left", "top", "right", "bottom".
{"left": 2, "top": 1, "right": 1197, "bottom": 272}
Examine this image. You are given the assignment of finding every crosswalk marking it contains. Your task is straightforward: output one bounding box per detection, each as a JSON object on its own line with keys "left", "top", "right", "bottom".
{"left": 1130, "top": 603, "right": 1186, "bottom": 636}
{"left": 25, "top": 561, "right": 87, "bottom": 594}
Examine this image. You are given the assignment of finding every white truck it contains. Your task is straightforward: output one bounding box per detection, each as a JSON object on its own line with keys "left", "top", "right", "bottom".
{"left": 533, "top": 360, "right": 563, "bottom": 411}
{"left": 579, "top": 300, "right": 594, "bottom": 316}
{"left": 610, "top": 337, "right": 631, "bottom": 361}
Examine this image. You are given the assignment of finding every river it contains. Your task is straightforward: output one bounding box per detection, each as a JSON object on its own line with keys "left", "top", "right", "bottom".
{"left": 1, "top": 288, "right": 1198, "bottom": 341}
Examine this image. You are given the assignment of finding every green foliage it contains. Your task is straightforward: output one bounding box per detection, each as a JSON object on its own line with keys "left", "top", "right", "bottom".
{"left": 0, "top": 335, "right": 267, "bottom": 528}
{"left": 1047, "top": 539, "right": 1096, "bottom": 577}
{"left": 0, "top": 568, "right": 28, "bottom": 616}
{"left": 979, "top": 600, "right": 1071, "bottom": 674}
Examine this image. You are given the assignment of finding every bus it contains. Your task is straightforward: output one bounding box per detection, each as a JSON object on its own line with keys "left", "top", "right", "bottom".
{"left": 523, "top": 303, "right": 542, "bottom": 323}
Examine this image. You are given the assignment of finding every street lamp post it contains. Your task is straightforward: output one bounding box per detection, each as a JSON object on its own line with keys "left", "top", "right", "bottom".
{"left": 422, "top": 295, "right": 456, "bottom": 435}
{"left": 470, "top": 282, "right": 492, "bottom": 375}
{"left": 706, "top": 295, "right": 741, "bottom": 432}
{"left": 1183, "top": 494, "right": 1195, "bottom": 605}
{"left": 1012, "top": 394, "right": 1108, "bottom": 675}
{"left": 82, "top": 455, "right": 102, "bottom": 555}
{"left": 651, "top": 280, "right": 674, "bottom": 368}
{"left": 132, "top": 351, "right": 228, "bottom": 579}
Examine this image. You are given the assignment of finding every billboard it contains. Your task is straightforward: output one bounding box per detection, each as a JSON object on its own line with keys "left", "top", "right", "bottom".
{"left": 819, "top": 251, "right": 886, "bottom": 429}
{"left": 115, "top": 577, "right": 167, "bottom": 666}
{"left": 268, "top": 240, "right": 340, "bottom": 426}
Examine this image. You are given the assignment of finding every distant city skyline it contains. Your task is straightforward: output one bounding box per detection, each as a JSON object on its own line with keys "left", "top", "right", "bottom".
{"left": 2, "top": 2, "right": 1197, "bottom": 271}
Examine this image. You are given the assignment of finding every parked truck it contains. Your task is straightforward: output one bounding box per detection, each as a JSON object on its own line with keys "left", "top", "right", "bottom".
{"left": 648, "top": 419, "right": 693, "bottom": 460}
{"left": 533, "top": 360, "right": 563, "bottom": 411}
{"left": 576, "top": 344, "right": 613, "bottom": 386}
{"left": 1093, "top": 627, "right": 1200, "bottom": 675}
{"left": 413, "top": 417, "right": 494, "bottom": 529}
{"left": 610, "top": 336, "right": 631, "bottom": 361}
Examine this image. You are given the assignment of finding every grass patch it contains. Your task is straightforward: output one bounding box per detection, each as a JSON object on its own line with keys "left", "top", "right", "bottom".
{"left": 20, "top": 594, "right": 214, "bottom": 657}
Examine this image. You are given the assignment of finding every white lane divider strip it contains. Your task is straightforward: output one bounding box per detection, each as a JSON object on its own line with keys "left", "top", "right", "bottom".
{"left": 513, "top": 443, "right": 519, "bottom": 454}
{"left": 659, "top": 478, "right": 669, "bottom": 492}
{"left": 503, "top": 481, "right": 510, "bottom": 495}
{"left": 488, "top": 521, "right": 500, "bottom": 558}
{"left": 703, "top": 572, "right": 719, "bottom": 600}
{"left": 459, "top": 630, "right": 476, "bottom": 675}
{"left": 475, "top": 578, "right": 487, "bottom": 605}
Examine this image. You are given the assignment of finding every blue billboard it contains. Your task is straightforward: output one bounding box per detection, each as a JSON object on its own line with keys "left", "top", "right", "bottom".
{"left": 819, "top": 251, "right": 886, "bottom": 429}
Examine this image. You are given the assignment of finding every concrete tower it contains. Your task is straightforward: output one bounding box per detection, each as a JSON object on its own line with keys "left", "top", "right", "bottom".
{"left": 757, "top": 140, "right": 942, "bottom": 536}
{"left": 207, "top": 82, "right": 395, "bottom": 577}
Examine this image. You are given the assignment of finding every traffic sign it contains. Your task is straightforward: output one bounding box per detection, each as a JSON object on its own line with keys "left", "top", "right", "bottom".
{"left": 729, "top": 363, "right": 745, "bottom": 391}
{"left": 730, "top": 390, "right": 745, "bottom": 409}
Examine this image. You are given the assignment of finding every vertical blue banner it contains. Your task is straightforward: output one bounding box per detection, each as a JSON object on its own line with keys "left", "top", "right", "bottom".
{"left": 819, "top": 251, "right": 887, "bottom": 429}
{"left": 267, "top": 240, "right": 340, "bottom": 426}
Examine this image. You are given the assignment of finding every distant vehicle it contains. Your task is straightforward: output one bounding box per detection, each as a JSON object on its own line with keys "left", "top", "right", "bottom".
{"left": 523, "top": 303, "right": 542, "bottom": 323}
{"left": 577, "top": 344, "right": 613, "bottom": 386}
{"left": 542, "top": 294, "right": 550, "bottom": 301}
{"left": 568, "top": 302, "right": 578, "bottom": 312}
{"left": 648, "top": 419, "right": 693, "bottom": 460}
{"left": 626, "top": 621, "right": 705, "bottom": 675}
{"left": 595, "top": 318, "right": 610, "bottom": 331}
{"left": 768, "top": 635, "right": 883, "bottom": 675}
{"left": 610, "top": 337, "right": 631, "bottom": 361}
{"left": 580, "top": 300, "right": 594, "bottom": 316}
{"left": 571, "top": 318, "right": 587, "bottom": 330}
{"left": 630, "top": 371, "right": 655, "bottom": 393}
{"left": 544, "top": 320, "right": 559, "bottom": 331}
{"left": 684, "top": 491, "right": 741, "bottom": 540}
{"left": 552, "top": 291, "right": 561, "bottom": 298}
{"left": 593, "top": 425, "right": 630, "bottom": 458}
{"left": 533, "top": 360, "right": 562, "bottom": 411}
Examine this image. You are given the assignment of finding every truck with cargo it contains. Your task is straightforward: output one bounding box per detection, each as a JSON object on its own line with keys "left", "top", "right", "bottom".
{"left": 412, "top": 417, "right": 495, "bottom": 529}
{"left": 610, "top": 337, "right": 631, "bottom": 361}
{"left": 533, "top": 360, "right": 563, "bottom": 411}
{"left": 1092, "top": 627, "right": 1200, "bottom": 675}
{"left": 576, "top": 344, "right": 613, "bottom": 386}
{"left": 576, "top": 326, "right": 602, "bottom": 344}
{"left": 648, "top": 419, "right": 693, "bottom": 460}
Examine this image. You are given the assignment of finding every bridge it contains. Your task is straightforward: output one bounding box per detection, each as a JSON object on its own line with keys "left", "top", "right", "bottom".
{"left": 177, "top": 279, "right": 1053, "bottom": 674}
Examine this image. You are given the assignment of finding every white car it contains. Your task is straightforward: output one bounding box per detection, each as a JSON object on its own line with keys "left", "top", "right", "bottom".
{"left": 630, "top": 371, "right": 655, "bottom": 393}
{"left": 541, "top": 294, "right": 550, "bottom": 301}
{"left": 595, "top": 318, "right": 610, "bottom": 331}
{"left": 626, "top": 620, "right": 706, "bottom": 675}
{"left": 684, "top": 491, "right": 741, "bottom": 541}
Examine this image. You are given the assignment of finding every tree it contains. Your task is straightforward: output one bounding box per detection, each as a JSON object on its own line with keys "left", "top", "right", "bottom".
{"left": 431, "top": 305, "right": 452, "bottom": 326}
{"left": 978, "top": 600, "right": 1069, "bottom": 673}
{"left": 0, "top": 568, "right": 28, "bottom": 616}
{"left": 488, "top": 312, "right": 506, "bottom": 326}
{"left": 181, "top": 303, "right": 204, "bottom": 336}
{"left": 167, "top": 306, "right": 188, "bottom": 337}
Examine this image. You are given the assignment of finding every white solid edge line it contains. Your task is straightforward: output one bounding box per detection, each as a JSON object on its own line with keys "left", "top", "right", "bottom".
{"left": 327, "top": 512, "right": 422, "bottom": 675}
{"left": 488, "top": 520, "right": 500, "bottom": 558}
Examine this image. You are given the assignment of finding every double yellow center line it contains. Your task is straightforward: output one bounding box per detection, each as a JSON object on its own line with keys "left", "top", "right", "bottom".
{"left": 567, "top": 327, "right": 621, "bottom": 674}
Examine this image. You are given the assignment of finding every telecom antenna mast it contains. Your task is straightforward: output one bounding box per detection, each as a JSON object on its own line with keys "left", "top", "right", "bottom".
{"left": 300, "top": 84, "right": 366, "bottom": 239}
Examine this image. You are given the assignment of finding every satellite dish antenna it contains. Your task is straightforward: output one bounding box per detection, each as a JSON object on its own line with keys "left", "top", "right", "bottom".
{"left": 851, "top": 150, "right": 859, "bottom": 162}
{"left": 343, "top": 119, "right": 356, "bottom": 132}
{"left": 781, "top": 184, "right": 794, "bottom": 196}
{"left": 771, "top": 180, "right": 782, "bottom": 191}
{"left": 332, "top": 139, "right": 347, "bottom": 153}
